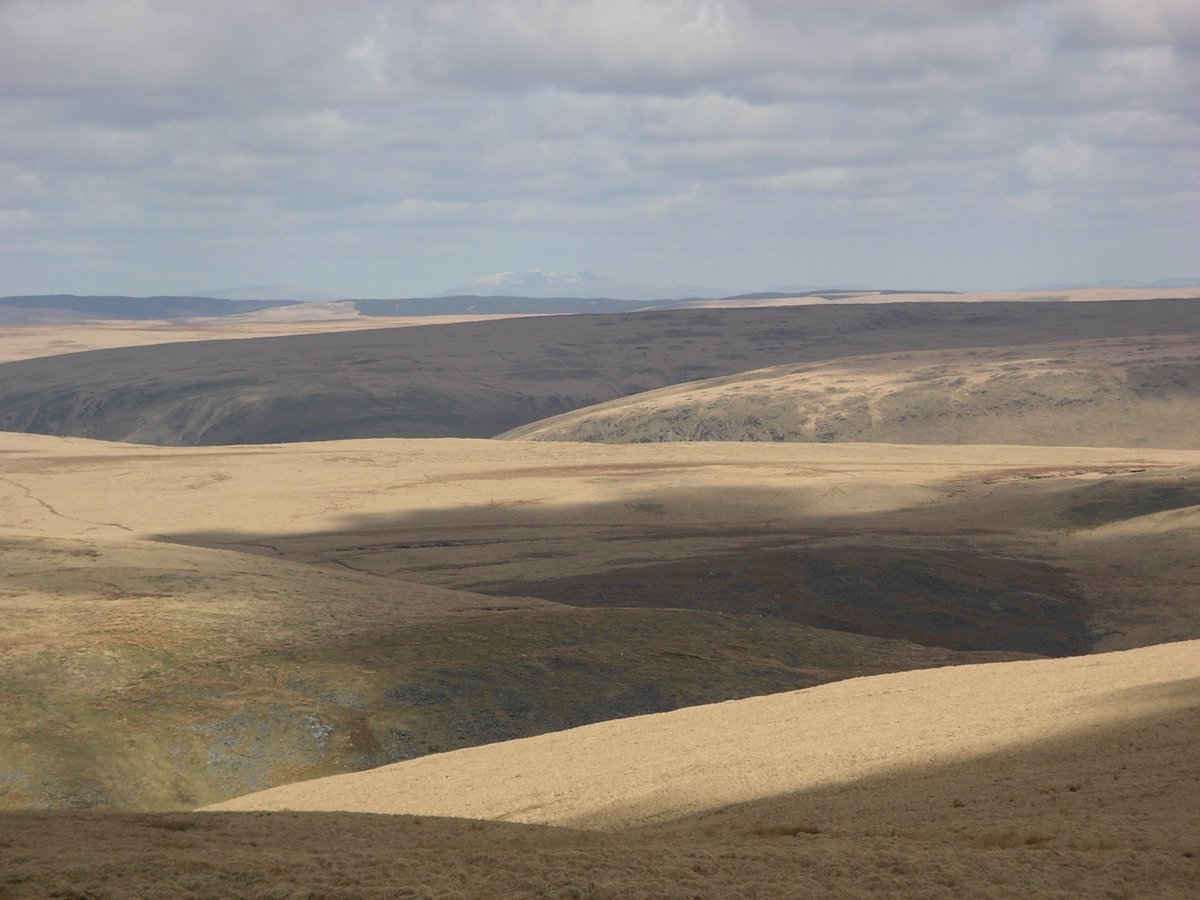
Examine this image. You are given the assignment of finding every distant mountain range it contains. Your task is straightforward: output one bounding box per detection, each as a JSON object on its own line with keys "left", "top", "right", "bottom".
{"left": 437, "top": 270, "right": 743, "bottom": 302}
{"left": 4, "top": 275, "right": 1195, "bottom": 325}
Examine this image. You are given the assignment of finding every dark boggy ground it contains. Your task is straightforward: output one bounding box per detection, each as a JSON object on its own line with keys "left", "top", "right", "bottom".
{"left": 478, "top": 544, "right": 1092, "bottom": 656}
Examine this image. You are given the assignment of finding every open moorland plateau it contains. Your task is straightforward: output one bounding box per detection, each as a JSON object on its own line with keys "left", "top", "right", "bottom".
{"left": 1, "top": 292, "right": 1198, "bottom": 897}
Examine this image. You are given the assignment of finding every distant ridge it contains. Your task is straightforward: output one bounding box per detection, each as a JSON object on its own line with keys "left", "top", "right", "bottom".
{"left": 193, "top": 284, "right": 342, "bottom": 302}
{"left": 438, "top": 269, "right": 742, "bottom": 301}
{"left": 352, "top": 295, "right": 665, "bottom": 316}
{"left": 1024, "top": 278, "right": 1200, "bottom": 290}
{"left": 719, "top": 289, "right": 961, "bottom": 301}
{"left": 0, "top": 295, "right": 298, "bottom": 323}
{"left": 353, "top": 288, "right": 966, "bottom": 315}
{"left": 2, "top": 298, "right": 1199, "bottom": 446}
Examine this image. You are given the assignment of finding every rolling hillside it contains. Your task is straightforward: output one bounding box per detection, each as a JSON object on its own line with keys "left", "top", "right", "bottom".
{"left": 7, "top": 641, "right": 1177, "bottom": 898}
{"left": 3, "top": 432, "right": 1198, "bottom": 810}
{"left": 208, "top": 640, "right": 1200, "bottom": 830}
{"left": 1, "top": 300, "right": 1198, "bottom": 445}
{"left": 2, "top": 298, "right": 1198, "bottom": 896}
{"left": 501, "top": 334, "right": 1200, "bottom": 448}
{"left": 6, "top": 639, "right": 1195, "bottom": 896}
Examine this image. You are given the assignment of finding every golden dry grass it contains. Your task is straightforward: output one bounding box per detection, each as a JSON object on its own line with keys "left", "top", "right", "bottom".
{"left": 4, "top": 431, "right": 1198, "bottom": 657}
{"left": 206, "top": 641, "right": 1200, "bottom": 828}
{"left": 9, "top": 433, "right": 1070, "bottom": 808}
{"left": 5, "top": 431, "right": 1198, "bottom": 654}
{"left": 0, "top": 311, "right": 538, "bottom": 363}
{"left": 3, "top": 642, "right": 1194, "bottom": 898}
{"left": 3, "top": 431, "right": 1199, "bottom": 814}
{"left": 500, "top": 334, "right": 1200, "bottom": 448}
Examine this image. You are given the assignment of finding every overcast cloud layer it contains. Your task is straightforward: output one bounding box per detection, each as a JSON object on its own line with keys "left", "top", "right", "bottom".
{"left": 1, "top": 0, "right": 1197, "bottom": 296}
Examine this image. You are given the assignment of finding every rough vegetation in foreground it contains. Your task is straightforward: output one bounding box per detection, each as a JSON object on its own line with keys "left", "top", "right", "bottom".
{"left": 6, "top": 641, "right": 1199, "bottom": 899}
{"left": 1, "top": 808, "right": 1194, "bottom": 899}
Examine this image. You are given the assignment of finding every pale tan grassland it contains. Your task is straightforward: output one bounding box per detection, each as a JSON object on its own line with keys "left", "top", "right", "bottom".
{"left": 1, "top": 640, "right": 1193, "bottom": 898}
{"left": 500, "top": 334, "right": 1200, "bottom": 448}
{"left": 2, "top": 431, "right": 1198, "bottom": 818}
{"left": 4, "top": 431, "right": 1197, "bottom": 653}
{"left": 4, "top": 432, "right": 1197, "bottom": 654}
{"left": 11, "top": 430, "right": 1190, "bottom": 538}
{"left": 10, "top": 433, "right": 1079, "bottom": 809}
{"left": 0, "top": 310, "right": 537, "bottom": 363}
{"left": 209, "top": 640, "right": 1199, "bottom": 827}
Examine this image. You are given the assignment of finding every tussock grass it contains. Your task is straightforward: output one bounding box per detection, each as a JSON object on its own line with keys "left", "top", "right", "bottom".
{"left": 748, "top": 823, "right": 824, "bottom": 837}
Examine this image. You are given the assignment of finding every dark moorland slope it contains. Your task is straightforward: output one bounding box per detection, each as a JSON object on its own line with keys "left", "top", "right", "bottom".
{"left": 0, "top": 300, "right": 1197, "bottom": 445}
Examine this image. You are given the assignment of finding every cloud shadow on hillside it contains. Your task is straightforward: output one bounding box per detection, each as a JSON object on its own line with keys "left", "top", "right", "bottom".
{"left": 158, "top": 476, "right": 1117, "bottom": 657}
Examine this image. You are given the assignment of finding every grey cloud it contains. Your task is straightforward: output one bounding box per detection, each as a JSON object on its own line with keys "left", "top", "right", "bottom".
{"left": 0, "top": 0, "right": 1196, "bottom": 296}
{"left": 399, "top": 1, "right": 760, "bottom": 95}
{"left": 1052, "top": 0, "right": 1200, "bottom": 50}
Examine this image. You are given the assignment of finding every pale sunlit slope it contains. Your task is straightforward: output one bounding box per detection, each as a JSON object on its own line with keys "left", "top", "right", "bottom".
{"left": 209, "top": 640, "right": 1200, "bottom": 832}
{"left": 501, "top": 335, "right": 1200, "bottom": 448}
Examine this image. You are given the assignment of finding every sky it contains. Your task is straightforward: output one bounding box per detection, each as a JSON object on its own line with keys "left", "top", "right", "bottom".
{"left": 1, "top": 0, "right": 1197, "bottom": 297}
